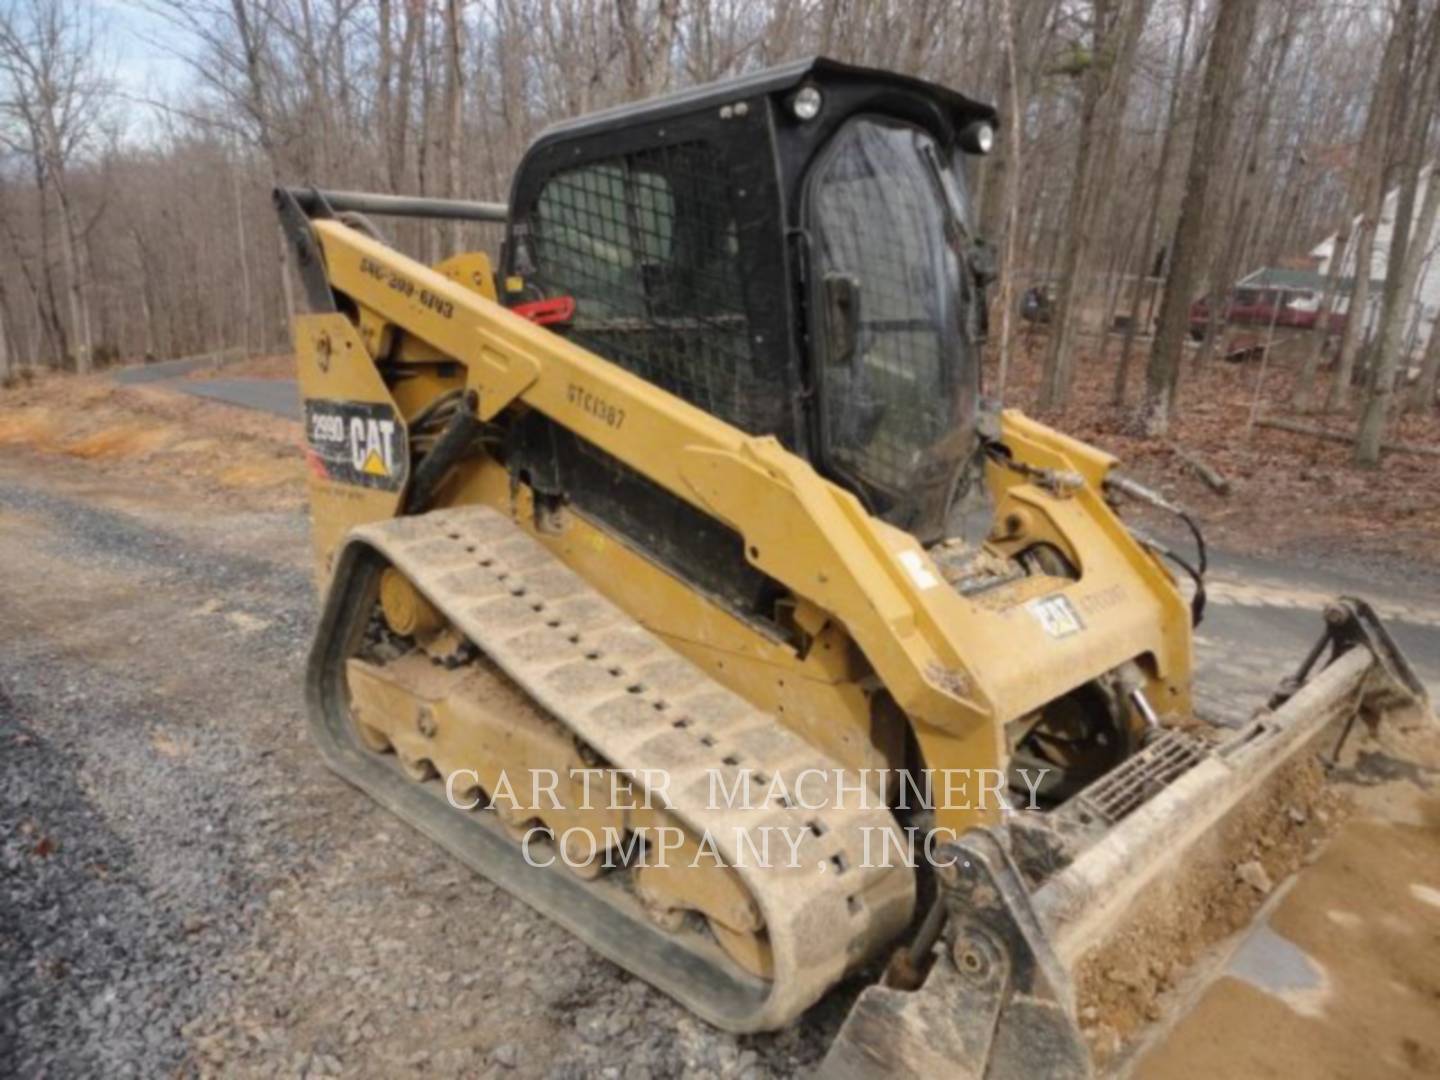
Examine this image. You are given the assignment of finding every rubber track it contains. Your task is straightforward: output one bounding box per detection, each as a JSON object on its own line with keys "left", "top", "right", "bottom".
{"left": 307, "top": 506, "right": 915, "bottom": 1031}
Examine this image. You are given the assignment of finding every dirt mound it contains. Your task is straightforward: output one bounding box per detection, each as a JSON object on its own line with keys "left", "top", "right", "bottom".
{"left": 1135, "top": 803, "right": 1440, "bottom": 1079}
{"left": 1075, "top": 751, "right": 1345, "bottom": 1059}
{"left": 63, "top": 424, "right": 177, "bottom": 460}
{"left": 0, "top": 408, "right": 64, "bottom": 448}
{"left": 0, "top": 366, "right": 304, "bottom": 509}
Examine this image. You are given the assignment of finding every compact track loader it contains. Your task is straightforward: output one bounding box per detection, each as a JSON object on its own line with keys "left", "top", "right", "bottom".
{"left": 276, "top": 58, "right": 1431, "bottom": 1077}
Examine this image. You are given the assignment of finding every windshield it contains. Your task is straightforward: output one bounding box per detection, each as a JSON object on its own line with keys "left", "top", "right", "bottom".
{"left": 808, "top": 118, "right": 981, "bottom": 540}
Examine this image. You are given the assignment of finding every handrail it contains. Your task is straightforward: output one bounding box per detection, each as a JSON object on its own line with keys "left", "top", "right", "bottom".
{"left": 283, "top": 187, "right": 508, "bottom": 224}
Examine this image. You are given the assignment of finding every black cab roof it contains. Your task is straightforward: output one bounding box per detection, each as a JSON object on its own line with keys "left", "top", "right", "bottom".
{"left": 526, "top": 56, "right": 998, "bottom": 154}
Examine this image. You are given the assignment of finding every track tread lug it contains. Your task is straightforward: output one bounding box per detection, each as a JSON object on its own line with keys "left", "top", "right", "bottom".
{"left": 341, "top": 507, "right": 916, "bottom": 1031}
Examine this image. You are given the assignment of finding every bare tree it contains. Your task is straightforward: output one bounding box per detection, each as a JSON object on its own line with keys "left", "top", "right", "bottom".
{"left": 1290, "top": 219, "right": 1347, "bottom": 411}
{"left": 989, "top": 0, "right": 1033, "bottom": 399}
{"left": 1192, "top": 0, "right": 1300, "bottom": 371}
{"left": 1037, "top": 0, "right": 1152, "bottom": 412}
{"left": 1142, "top": 0, "right": 1259, "bottom": 434}
{"left": 1355, "top": 3, "right": 1440, "bottom": 464}
{"left": 0, "top": 0, "right": 110, "bottom": 372}
{"left": 1325, "top": 4, "right": 1415, "bottom": 413}
{"left": 0, "top": 280, "right": 11, "bottom": 383}
{"left": 442, "top": 0, "right": 465, "bottom": 251}
{"left": 1114, "top": 0, "right": 1196, "bottom": 408}
{"left": 615, "top": 0, "right": 679, "bottom": 99}
{"left": 1410, "top": 278, "right": 1440, "bottom": 411}
{"left": 0, "top": 0, "right": 1417, "bottom": 407}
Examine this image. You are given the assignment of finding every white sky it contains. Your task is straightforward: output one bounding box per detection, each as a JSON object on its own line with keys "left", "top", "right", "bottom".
{"left": 98, "top": 1, "right": 193, "bottom": 135}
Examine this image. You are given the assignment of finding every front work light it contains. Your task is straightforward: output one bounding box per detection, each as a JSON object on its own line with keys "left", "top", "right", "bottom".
{"left": 960, "top": 120, "right": 995, "bottom": 155}
{"left": 792, "top": 85, "right": 823, "bottom": 121}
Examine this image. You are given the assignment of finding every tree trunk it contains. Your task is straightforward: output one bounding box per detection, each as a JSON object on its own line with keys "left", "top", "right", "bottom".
{"left": 377, "top": 0, "right": 394, "bottom": 187}
{"left": 131, "top": 230, "right": 160, "bottom": 358}
{"left": 1292, "top": 221, "right": 1348, "bottom": 411}
{"left": 1326, "top": 3, "right": 1413, "bottom": 412}
{"left": 232, "top": 151, "right": 253, "bottom": 356}
{"left": 990, "top": 0, "right": 1028, "bottom": 400}
{"left": 616, "top": 0, "right": 647, "bottom": 97}
{"left": 1040, "top": 0, "right": 1149, "bottom": 412}
{"left": 390, "top": 0, "right": 421, "bottom": 194}
{"left": 1409, "top": 287, "right": 1440, "bottom": 412}
{"left": 32, "top": 175, "right": 67, "bottom": 366}
{"left": 1115, "top": 0, "right": 1194, "bottom": 408}
{"left": 1356, "top": 159, "right": 1440, "bottom": 462}
{"left": 1099, "top": 199, "right": 1145, "bottom": 351}
{"left": 1037, "top": 85, "right": 1103, "bottom": 411}
{"left": 978, "top": 0, "right": 1053, "bottom": 245}
{"left": 1142, "top": 0, "right": 1258, "bottom": 434}
{"left": 1354, "top": 6, "right": 1440, "bottom": 461}
{"left": 1327, "top": 219, "right": 1377, "bottom": 410}
{"left": 442, "top": 0, "right": 465, "bottom": 253}
{"left": 0, "top": 297, "right": 11, "bottom": 385}
{"left": 1194, "top": 5, "right": 1299, "bottom": 374}
{"left": 53, "top": 182, "right": 91, "bottom": 374}
{"left": 229, "top": 0, "right": 296, "bottom": 329}
{"left": 1256, "top": 416, "right": 1440, "bottom": 458}
{"left": 650, "top": 0, "right": 681, "bottom": 95}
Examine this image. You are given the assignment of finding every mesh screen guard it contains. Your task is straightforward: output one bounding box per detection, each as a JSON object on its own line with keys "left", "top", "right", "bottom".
{"left": 526, "top": 140, "right": 789, "bottom": 438}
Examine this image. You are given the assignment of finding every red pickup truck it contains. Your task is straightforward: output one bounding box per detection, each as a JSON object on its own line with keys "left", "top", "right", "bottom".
{"left": 1189, "top": 287, "right": 1347, "bottom": 339}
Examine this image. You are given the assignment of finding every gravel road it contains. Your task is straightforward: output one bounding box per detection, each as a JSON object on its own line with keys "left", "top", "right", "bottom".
{"left": 1, "top": 447, "right": 1436, "bottom": 1079}
{"left": 178, "top": 379, "right": 303, "bottom": 421}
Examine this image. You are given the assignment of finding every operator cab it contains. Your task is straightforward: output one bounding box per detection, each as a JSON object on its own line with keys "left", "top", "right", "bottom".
{"left": 503, "top": 58, "right": 998, "bottom": 544}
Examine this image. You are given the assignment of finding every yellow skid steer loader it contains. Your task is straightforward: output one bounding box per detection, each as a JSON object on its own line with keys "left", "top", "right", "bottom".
{"left": 274, "top": 58, "right": 1431, "bottom": 1077}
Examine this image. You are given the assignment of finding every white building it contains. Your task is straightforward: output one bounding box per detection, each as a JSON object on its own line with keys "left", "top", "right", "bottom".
{"left": 1311, "top": 162, "right": 1438, "bottom": 355}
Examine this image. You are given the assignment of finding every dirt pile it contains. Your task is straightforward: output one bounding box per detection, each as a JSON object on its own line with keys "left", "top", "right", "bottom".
{"left": 1123, "top": 707, "right": 1440, "bottom": 1076}
{"left": 0, "top": 364, "right": 304, "bottom": 510}
{"left": 1134, "top": 800, "right": 1440, "bottom": 1079}
{"left": 1074, "top": 750, "right": 1346, "bottom": 1060}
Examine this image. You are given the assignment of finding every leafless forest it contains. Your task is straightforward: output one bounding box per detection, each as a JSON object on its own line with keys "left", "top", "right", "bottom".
{"left": 2, "top": 0, "right": 1439, "bottom": 463}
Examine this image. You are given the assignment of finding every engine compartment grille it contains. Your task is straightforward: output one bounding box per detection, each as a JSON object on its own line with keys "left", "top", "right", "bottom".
{"left": 1071, "top": 729, "right": 1210, "bottom": 826}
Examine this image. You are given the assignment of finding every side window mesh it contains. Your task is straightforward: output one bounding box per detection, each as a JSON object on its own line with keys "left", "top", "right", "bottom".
{"left": 530, "top": 143, "right": 758, "bottom": 430}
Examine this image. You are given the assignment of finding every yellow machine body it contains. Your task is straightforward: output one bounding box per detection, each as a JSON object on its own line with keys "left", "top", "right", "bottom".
{"left": 295, "top": 219, "right": 1191, "bottom": 838}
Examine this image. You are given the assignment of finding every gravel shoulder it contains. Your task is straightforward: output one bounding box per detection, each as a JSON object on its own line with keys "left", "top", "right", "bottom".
{"left": 0, "top": 451, "right": 821, "bottom": 1079}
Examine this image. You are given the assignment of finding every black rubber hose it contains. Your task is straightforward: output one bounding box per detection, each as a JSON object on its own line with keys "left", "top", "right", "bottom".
{"left": 404, "top": 390, "right": 481, "bottom": 514}
{"left": 1164, "top": 548, "right": 1207, "bottom": 627}
{"left": 1177, "top": 507, "right": 1208, "bottom": 576}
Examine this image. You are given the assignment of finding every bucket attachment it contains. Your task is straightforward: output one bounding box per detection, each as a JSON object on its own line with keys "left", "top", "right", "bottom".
{"left": 821, "top": 598, "right": 1432, "bottom": 1079}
